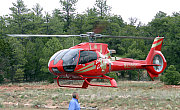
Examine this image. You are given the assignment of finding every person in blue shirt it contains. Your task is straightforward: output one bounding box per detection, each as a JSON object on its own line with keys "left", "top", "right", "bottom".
{"left": 68, "top": 92, "right": 80, "bottom": 110}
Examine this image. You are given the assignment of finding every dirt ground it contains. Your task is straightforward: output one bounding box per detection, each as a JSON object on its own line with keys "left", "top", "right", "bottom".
{"left": 0, "top": 81, "right": 179, "bottom": 91}
{"left": 0, "top": 81, "right": 179, "bottom": 110}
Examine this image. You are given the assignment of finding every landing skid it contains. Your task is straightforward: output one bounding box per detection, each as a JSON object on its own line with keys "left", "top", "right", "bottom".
{"left": 53, "top": 75, "right": 117, "bottom": 89}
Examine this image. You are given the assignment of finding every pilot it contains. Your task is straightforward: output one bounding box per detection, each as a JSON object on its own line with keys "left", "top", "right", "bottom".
{"left": 79, "top": 56, "right": 85, "bottom": 64}
{"left": 68, "top": 92, "right": 80, "bottom": 110}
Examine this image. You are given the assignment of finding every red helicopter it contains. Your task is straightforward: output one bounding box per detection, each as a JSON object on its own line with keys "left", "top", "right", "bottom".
{"left": 9, "top": 32, "right": 167, "bottom": 88}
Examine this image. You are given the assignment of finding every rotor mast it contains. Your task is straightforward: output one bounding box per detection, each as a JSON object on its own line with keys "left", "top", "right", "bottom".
{"left": 87, "top": 32, "right": 96, "bottom": 43}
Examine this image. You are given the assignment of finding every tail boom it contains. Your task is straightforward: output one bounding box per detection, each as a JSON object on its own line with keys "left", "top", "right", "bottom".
{"left": 110, "top": 37, "right": 167, "bottom": 80}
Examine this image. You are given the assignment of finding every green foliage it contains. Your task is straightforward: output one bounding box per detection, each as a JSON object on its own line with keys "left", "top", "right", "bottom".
{"left": 14, "top": 68, "right": 24, "bottom": 82}
{"left": 0, "top": 37, "right": 12, "bottom": 81}
{"left": 9, "top": 0, "right": 30, "bottom": 34}
{"left": 0, "top": 103, "right": 3, "bottom": 108}
{"left": 160, "top": 65, "right": 180, "bottom": 85}
{"left": 94, "top": 0, "right": 111, "bottom": 17}
{"left": 0, "top": 0, "right": 180, "bottom": 83}
{"left": 49, "top": 16, "right": 64, "bottom": 34}
{"left": 107, "top": 72, "right": 118, "bottom": 80}
{"left": 7, "top": 37, "right": 27, "bottom": 82}
{"left": 47, "top": 76, "right": 54, "bottom": 83}
{"left": 125, "top": 48, "right": 145, "bottom": 60}
{"left": 0, "top": 74, "right": 4, "bottom": 83}
{"left": 159, "top": 75, "right": 165, "bottom": 83}
{"left": 59, "top": 0, "right": 78, "bottom": 31}
{"left": 39, "top": 38, "right": 63, "bottom": 78}
{"left": 155, "top": 11, "right": 167, "bottom": 19}
{"left": 32, "top": 3, "right": 43, "bottom": 17}
{"left": 0, "top": 17, "right": 7, "bottom": 34}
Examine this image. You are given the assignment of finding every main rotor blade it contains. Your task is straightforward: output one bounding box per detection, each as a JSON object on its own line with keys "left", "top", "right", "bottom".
{"left": 7, "top": 34, "right": 81, "bottom": 37}
{"left": 99, "top": 35, "right": 154, "bottom": 40}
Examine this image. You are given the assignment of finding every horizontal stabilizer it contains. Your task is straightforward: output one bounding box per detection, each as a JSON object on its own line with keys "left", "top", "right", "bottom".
{"left": 141, "top": 64, "right": 161, "bottom": 67}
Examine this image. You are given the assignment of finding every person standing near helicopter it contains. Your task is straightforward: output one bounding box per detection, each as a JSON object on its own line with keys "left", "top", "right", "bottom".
{"left": 68, "top": 92, "right": 80, "bottom": 110}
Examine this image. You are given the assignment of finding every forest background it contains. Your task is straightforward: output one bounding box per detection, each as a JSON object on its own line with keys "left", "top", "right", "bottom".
{"left": 0, "top": 0, "right": 180, "bottom": 83}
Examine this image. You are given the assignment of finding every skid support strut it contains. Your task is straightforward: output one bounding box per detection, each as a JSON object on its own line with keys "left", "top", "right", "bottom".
{"left": 54, "top": 75, "right": 117, "bottom": 89}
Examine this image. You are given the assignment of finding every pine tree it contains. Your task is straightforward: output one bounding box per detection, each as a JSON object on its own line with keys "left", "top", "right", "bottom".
{"left": 9, "top": 0, "right": 30, "bottom": 34}
{"left": 39, "top": 37, "right": 63, "bottom": 80}
{"left": 59, "top": 0, "right": 78, "bottom": 32}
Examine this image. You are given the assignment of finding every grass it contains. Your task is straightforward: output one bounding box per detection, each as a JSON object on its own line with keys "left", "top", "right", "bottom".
{"left": 0, "top": 81, "right": 179, "bottom": 110}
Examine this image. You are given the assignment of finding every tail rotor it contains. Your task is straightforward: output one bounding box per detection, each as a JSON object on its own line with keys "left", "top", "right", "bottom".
{"left": 145, "top": 37, "right": 167, "bottom": 80}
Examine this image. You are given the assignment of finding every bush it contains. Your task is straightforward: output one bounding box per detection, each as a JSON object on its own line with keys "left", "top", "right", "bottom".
{"left": 107, "top": 72, "right": 118, "bottom": 80}
{"left": 160, "top": 65, "right": 180, "bottom": 85}
{"left": 160, "top": 75, "right": 165, "bottom": 82}
{"left": 47, "top": 77, "right": 54, "bottom": 83}
{"left": 0, "top": 103, "right": 3, "bottom": 108}
{"left": 14, "top": 69, "right": 24, "bottom": 82}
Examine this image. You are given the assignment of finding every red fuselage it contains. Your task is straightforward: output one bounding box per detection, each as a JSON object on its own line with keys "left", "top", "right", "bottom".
{"left": 48, "top": 37, "right": 167, "bottom": 88}
{"left": 48, "top": 43, "right": 112, "bottom": 77}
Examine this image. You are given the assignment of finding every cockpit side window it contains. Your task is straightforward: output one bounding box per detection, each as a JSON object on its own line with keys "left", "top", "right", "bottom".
{"left": 79, "top": 51, "right": 97, "bottom": 64}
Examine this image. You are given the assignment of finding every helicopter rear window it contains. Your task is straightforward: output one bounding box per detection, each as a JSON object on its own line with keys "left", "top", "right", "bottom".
{"left": 79, "top": 51, "right": 97, "bottom": 64}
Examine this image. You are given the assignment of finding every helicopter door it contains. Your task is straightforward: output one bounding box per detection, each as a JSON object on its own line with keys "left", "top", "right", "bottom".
{"left": 78, "top": 51, "right": 97, "bottom": 64}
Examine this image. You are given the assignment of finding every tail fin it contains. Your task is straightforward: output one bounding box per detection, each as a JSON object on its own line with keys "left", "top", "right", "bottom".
{"left": 145, "top": 37, "right": 167, "bottom": 80}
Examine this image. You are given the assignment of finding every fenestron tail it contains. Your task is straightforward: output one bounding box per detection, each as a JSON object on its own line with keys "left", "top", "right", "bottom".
{"left": 145, "top": 37, "right": 167, "bottom": 80}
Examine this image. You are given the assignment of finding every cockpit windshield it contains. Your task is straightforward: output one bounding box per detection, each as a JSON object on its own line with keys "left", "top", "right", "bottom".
{"left": 62, "top": 49, "right": 81, "bottom": 72}
{"left": 48, "top": 49, "right": 97, "bottom": 72}
{"left": 54, "top": 49, "right": 69, "bottom": 65}
{"left": 48, "top": 50, "right": 63, "bottom": 67}
{"left": 62, "top": 49, "right": 80, "bottom": 66}
{"left": 48, "top": 49, "right": 81, "bottom": 72}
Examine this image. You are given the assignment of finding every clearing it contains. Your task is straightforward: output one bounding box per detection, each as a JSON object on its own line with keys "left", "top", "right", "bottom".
{"left": 0, "top": 81, "right": 179, "bottom": 110}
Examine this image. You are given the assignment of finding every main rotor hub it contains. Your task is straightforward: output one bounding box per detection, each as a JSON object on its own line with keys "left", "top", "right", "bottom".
{"left": 87, "top": 32, "right": 96, "bottom": 43}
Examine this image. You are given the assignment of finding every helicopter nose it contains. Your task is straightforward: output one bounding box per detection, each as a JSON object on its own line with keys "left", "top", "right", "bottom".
{"left": 48, "top": 60, "right": 64, "bottom": 75}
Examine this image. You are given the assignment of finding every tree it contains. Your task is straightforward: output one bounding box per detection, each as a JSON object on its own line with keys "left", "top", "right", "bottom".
{"left": 0, "top": 16, "right": 6, "bottom": 34}
{"left": 59, "top": 0, "right": 78, "bottom": 31}
{"left": 160, "top": 65, "right": 180, "bottom": 85}
{"left": 34, "top": 38, "right": 46, "bottom": 81}
{"left": 24, "top": 40, "right": 37, "bottom": 81}
{"left": 148, "top": 16, "right": 170, "bottom": 37}
{"left": 104, "top": 15, "right": 124, "bottom": 35}
{"left": 83, "top": 8, "right": 99, "bottom": 32}
{"left": 48, "top": 14, "right": 64, "bottom": 34}
{"left": 9, "top": 0, "right": 30, "bottom": 34}
{"left": 108, "top": 15, "right": 124, "bottom": 27}
{"left": 155, "top": 11, "right": 167, "bottom": 19}
{"left": 27, "top": 3, "right": 45, "bottom": 34}
{"left": 67, "top": 14, "right": 85, "bottom": 34}
{"left": 44, "top": 12, "right": 51, "bottom": 34}
{"left": 14, "top": 68, "right": 24, "bottom": 82}
{"left": 39, "top": 38, "right": 63, "bottom": 80}
{"left": 0, "top": 74, "right": 4, "bottom": 83}
{"left": 125, "top": 39, "right": 146, "bottom": 59}
{"left": 32, "top": 3, "right": 43, "bottom": 17}
{"left": 129, "top": 17, "right": 138, "bottom": 26}
{"left": 94, "top": 0, "right": 111, "bottom": 18}
{"left": 172, "top": 12, "right": 180, "bottom": 17}
{"left": 7, "top": 37, "right": 27, "bottom": 82}
{"left": 0, "top": 37, "right": 12, "bottom": 83}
